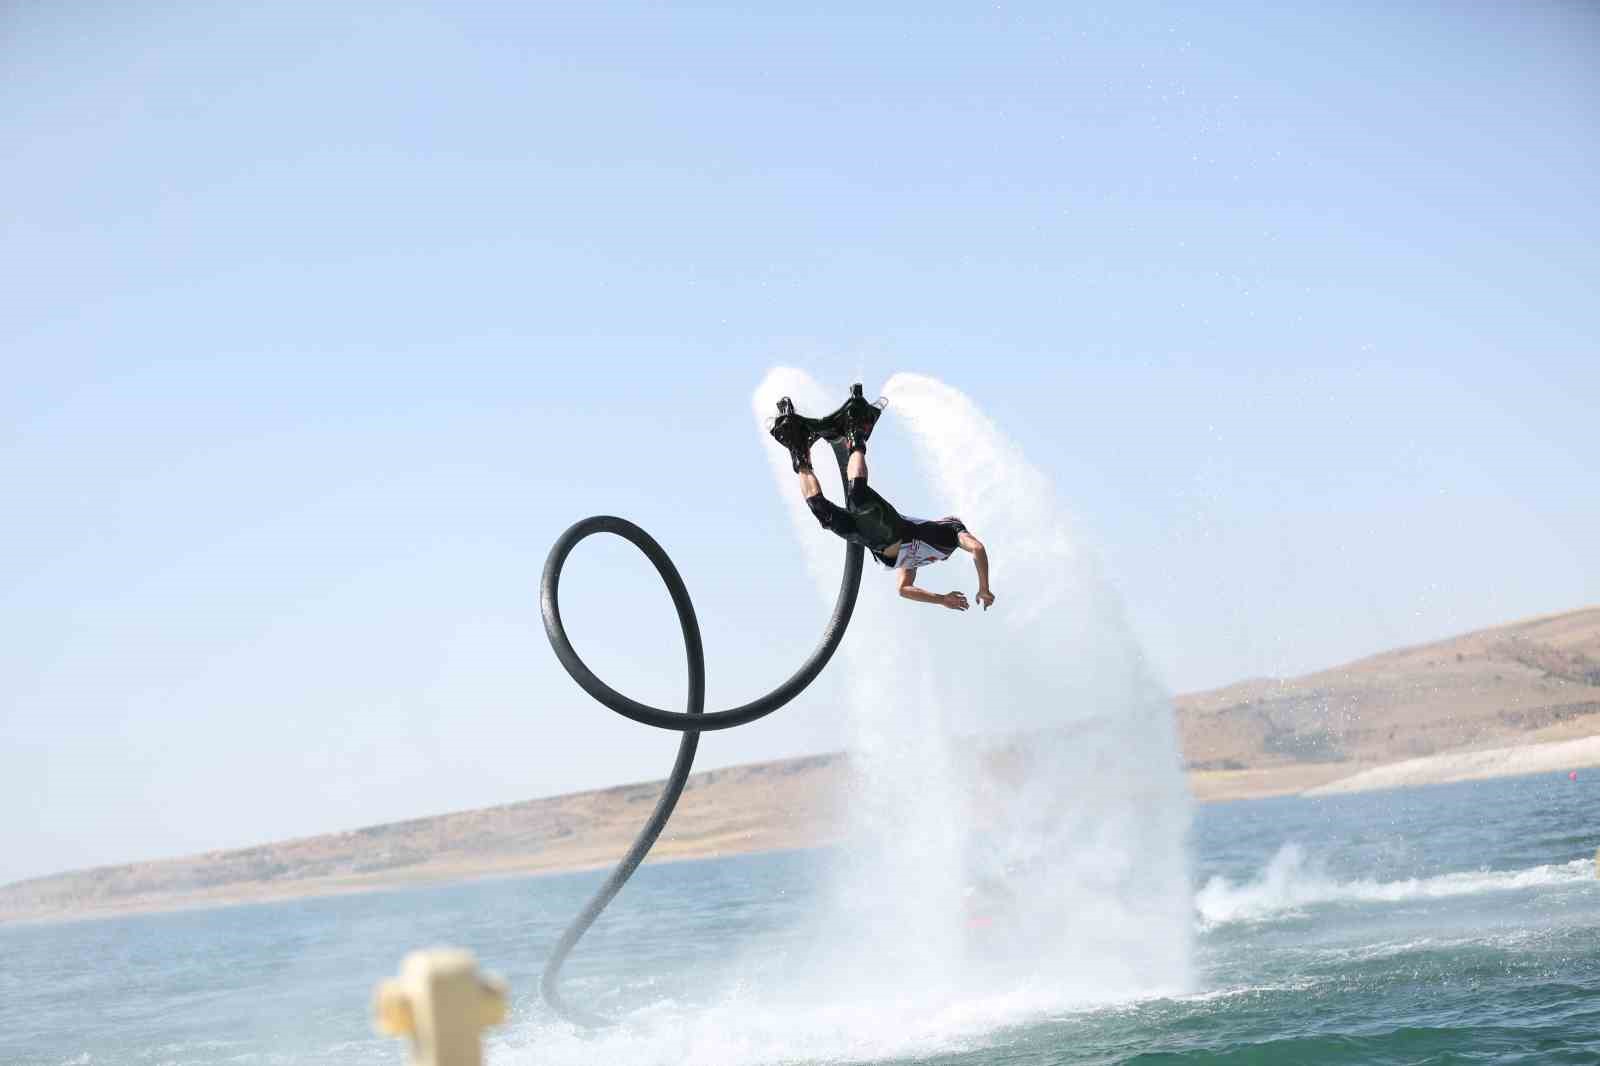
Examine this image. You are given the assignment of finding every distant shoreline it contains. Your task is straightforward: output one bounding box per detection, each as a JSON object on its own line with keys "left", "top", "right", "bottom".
{"left": 0, "top": 846, "right": 778, "bottom": 930}
{"left": 8, "top": 606, "right": 1596, "bottom": 928}
{"left": 1190, "top": 735, "right": 1600, "bottom": 804}
{"left": 1304, "top": 734, "right": 1600, "bottom": 797}
{"left": 9, "top": 740, "right": 1598, "bottom": 929}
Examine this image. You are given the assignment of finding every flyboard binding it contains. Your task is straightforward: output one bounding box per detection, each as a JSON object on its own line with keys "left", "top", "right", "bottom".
{"left": 768, "top": 383, "right": 888, "bottom": 471}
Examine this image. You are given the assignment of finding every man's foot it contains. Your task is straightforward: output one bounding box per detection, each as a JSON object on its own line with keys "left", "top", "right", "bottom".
{"left": 769, "top": 397, "right": 819, "bottom": 472}
{"left": 832, "top": 383, "right": 885, "bottom": 451}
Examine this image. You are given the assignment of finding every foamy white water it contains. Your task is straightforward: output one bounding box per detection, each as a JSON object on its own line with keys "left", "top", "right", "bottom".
{"left": 1196, "top": 843, "right": 1595, "bottom": 926}
{"left": 13, "top": 760, "right": 1600, "bottom": 1066}
{"left": 751, "top": 369, "right": 971, "bottom": 1008}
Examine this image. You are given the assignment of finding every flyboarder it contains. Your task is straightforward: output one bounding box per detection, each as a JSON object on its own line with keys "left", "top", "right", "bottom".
{"left": 769, "top": 385, "right": 996, "bottom": 612}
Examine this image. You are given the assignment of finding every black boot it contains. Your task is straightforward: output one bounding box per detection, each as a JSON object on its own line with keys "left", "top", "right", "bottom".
{"left": 769, "top": 397, "right": 820, "bottom": 472}
{"left": 837, "top": 383, "right": 885, "bottom": 452}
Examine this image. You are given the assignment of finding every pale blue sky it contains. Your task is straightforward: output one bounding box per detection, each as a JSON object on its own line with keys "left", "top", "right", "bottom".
{"left": 3, "top": 2, "right": 1595, "bottom": 884}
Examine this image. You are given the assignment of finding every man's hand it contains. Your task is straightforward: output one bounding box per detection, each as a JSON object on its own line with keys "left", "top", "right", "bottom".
{"left": 958, "top": 532, "right": 993, "bottom": 614}
{"left": 942, "top": 591, "right": 969, "bottom": 611}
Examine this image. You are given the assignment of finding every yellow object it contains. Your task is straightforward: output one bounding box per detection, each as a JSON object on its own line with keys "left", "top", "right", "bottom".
{"left": 373, "top": 949, "right": 508, "bottom": 1066}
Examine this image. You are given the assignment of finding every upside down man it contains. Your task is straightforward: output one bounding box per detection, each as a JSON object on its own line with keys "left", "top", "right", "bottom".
{"left": 768, "top": 386, "right": 995, "bottom": 612}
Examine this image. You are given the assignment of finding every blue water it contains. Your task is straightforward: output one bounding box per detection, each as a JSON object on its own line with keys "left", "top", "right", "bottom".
{"left": 4, "top": 772, "right": 1599, "bottom": 1065}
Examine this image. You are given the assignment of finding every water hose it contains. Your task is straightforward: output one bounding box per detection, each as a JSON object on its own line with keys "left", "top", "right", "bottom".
{"left": 538, "top": 441, "right": 862, "bottom": 1027}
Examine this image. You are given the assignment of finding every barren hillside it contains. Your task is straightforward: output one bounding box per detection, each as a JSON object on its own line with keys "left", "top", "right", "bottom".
{"left": 5, "top": 607, "right": 1597, "bottom": 923}
{"left": 1179, "top": 607, "right": 1600, "bottom": 798}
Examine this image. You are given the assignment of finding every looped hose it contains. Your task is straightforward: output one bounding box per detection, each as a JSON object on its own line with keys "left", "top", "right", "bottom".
{"left": 538, "top": 442, "right": 862, "bottom": 1027}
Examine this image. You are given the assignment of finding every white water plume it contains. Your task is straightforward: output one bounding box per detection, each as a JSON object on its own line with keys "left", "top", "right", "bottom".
{"left": 750, "top": 369, "right": 1193, "bottom": 1014}
{"left": 1196, "top": 844, "right": 1596, "bottom": 927}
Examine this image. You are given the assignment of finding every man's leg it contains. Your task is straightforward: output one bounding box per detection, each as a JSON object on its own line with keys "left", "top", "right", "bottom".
{"left": 838, "top": 389, "right": 879, "bottom": 512}
{"left": 796, "top": 439, "right": 862, "bottom": 500}
{"left": 847, "top": 444, "right": 867, "bottom": 483}
{"left": 845, "top": 442, "right": 875, "bottom": 512}
{"left": 842, "top": 442, "right": 903, "bottom": 548}
{"left": 799, "top": 466, "right": 857, "bottom": 537}
{"left": 797, "top": 467, "right": 823, "bottom": 502}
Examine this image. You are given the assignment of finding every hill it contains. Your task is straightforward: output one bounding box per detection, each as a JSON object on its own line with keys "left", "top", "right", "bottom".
{"left": 5, "top": 606, "right": 1597, "bottom": 923}
{"left": 1179, "top": 606, "right": 1600, "bottom": 799}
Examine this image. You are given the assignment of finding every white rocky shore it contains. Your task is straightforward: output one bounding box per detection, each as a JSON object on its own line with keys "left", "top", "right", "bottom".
{"left": 1306, "top": 734, "right": 1600, "bottom": 796}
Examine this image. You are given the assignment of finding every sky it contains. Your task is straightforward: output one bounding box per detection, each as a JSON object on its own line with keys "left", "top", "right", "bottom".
{"left": 3, "top": 2, "right": 1596, "bottom": 885}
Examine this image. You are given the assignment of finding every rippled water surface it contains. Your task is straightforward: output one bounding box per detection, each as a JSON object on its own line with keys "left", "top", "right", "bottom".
{"left": 4, "top": 771, "right": 1599, "bottom": 1065}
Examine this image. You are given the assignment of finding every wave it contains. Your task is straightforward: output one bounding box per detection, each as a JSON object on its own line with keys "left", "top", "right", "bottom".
{"left": 502, "top": 983, "right": 1077, "bottom": 1066}
{"left": 1195, "top": 844, "right": 1594, "bottom": 926}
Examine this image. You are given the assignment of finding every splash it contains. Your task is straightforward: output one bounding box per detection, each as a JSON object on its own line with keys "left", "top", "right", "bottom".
{"left": 1196, "top": 844, "right": 1595, "bottom": 926}
{"left": 752, "top": 369, "right": 1194, "bottom": 1012}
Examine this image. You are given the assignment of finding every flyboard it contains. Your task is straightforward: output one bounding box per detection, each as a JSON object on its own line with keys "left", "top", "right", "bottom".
{"left": 537, "top": 384, "right": 884, "bottom": 1028}
{"left": 768, "top": 383, "right": 887, "bottom": 464}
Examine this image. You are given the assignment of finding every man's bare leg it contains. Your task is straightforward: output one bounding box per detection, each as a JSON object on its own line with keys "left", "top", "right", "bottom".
{"left": 799, "top": 446, "right": 863, "bottom": 500}
{"left": 847, "top": 445, "right": 867, "bottom": 482}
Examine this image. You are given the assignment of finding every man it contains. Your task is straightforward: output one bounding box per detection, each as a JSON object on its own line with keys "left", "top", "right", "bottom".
{"left": 769, "top": 386, "right": 995, "bottom": 612}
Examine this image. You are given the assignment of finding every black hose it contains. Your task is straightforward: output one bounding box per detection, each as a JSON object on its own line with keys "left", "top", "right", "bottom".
{"left": 538, "top": 441, "right": 863, "bottom": 1027}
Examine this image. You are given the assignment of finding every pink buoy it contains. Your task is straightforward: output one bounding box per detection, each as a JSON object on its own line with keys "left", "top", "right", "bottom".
{"left": 1570, "top": 771, "right": 1579, "bottom": 781}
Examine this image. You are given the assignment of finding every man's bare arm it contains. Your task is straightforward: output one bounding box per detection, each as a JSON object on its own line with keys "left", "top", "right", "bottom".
{"left": 959, "top": 531, "right": 995, "bottom": 610}
{"left": 897, "top": 566, "right": 969, "bottom": 611}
